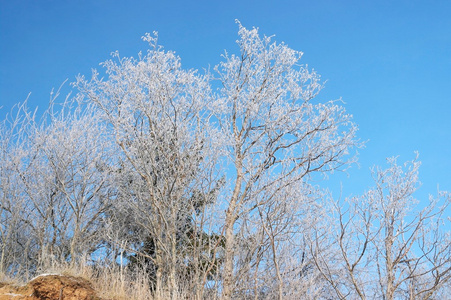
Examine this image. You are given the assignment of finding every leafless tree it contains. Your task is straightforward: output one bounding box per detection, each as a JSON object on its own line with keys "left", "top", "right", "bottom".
{"left": 30, "top": 98, "right": 113, "bottom": 263}
{"left": 0, "top": 101, "right": 37, "bottom": 274}
{"left": 311, "top": 155, "right": 451, "bottom": 300}
{"left": 0, "top": 95, "right": 113, "bottom": 275}
{"left": 213, "top": 21, "right": 358, "bottom": 299}
{"left": 75, "top": 33, "right": 223, "bottom": 298}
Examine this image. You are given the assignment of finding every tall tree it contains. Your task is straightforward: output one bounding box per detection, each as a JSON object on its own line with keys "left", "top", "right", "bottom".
{"left": 75, "top": 32, "right": 222, "bottom": 298}
{"left": 213, "top": 22, "right": 358, "bottom": 299}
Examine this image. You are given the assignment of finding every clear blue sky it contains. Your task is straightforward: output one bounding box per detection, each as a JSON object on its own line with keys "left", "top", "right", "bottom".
{"left": 1, "top": 0, "right": 450, "bottom": 200}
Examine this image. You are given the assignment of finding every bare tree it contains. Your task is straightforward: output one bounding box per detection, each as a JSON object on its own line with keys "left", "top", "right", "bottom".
{"left": 0, "top": 95, "right": 113, "bottom": 275}
{"left": 30, "top": 98, "right": 113, "bottom": 263}
{"left": 0, "top": 101, "right": 37, "bottom": 274}
{"left": 229, "top": 181, "right": 327, "bottom": 299}
{"left": 213, "top": 22, "right": 358, "bottom": 299}
{"left": 75, "top": 32, "right": 222, "bottom": 298}
{"left": 311, "top": 155, "right": 451, "bottom": 300}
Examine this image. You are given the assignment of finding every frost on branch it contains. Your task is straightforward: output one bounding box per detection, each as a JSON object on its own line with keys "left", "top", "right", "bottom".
{"left": 310, "top": 156, "right": 451, "bottom": 300}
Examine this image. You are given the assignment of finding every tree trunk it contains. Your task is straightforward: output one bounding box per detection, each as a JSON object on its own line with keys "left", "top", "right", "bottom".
{"left": 169, "top": 224, "right": 177, "bottom": 298}
{"left": 221, "top": 169, "right": 242, "bottom": 300}
{"left": 222, "top": 210, "right": 236, "bottom": 300}
{"left": 385, "top": 217, "right": 395, "bottom": 300}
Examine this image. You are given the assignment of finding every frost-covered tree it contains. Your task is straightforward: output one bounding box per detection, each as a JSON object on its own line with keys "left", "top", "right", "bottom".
{"left": 75, "top": 33, "right": 223, "bottom": 298}
{"left": 311, "top": 156, "right": 451, "bottom": 300}
{"left": 0, "top": 97, "right": 113, "bottom": 274}
{"left": 213, "top": 22, "right": 358, "bottom": 299}
{"left": 29, "top": 99, "right": 113, "bottom": 263}
{"left": 0, "top": 102, "right": 36, "bottom": 274}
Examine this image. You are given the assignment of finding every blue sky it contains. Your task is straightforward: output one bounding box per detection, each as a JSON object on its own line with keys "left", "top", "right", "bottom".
{"left": 1, "top": 0, "right": 450, "bottom": 200}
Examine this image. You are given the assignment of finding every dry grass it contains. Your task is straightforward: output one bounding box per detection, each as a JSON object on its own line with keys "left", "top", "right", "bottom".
{"left": 0, "top": 272, "right": 22, "bottom": 288}
{"left": 1, "top": 256, "right": 204, "bottom": 299}
{"left": 93, "top": 264, "right": 153, "bottom": 300}
{"left": 17, "top": 256, "right": 154, "bottom": 300}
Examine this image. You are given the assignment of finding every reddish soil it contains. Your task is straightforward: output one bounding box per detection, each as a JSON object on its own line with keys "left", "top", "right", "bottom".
{"left": 0, "top": 275, "right": 102, "bottom": 300}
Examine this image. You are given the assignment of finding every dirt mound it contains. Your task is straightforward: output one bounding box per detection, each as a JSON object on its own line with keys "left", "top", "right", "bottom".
{"left": 0, "top": 274, "right": 102, "bottom": 300}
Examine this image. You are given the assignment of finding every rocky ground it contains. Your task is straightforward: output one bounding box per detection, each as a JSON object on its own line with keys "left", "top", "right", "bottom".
{"left": 0, "top": 274, "right": 102, "bottom": 300}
